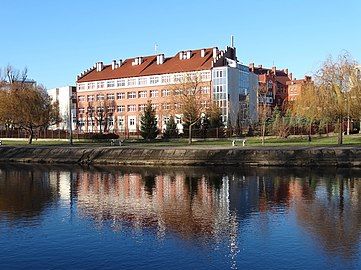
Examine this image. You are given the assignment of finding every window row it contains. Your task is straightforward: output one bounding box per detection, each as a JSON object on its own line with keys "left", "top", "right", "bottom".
{"left": 77, "top": 71, "right": 212, "bottom": 91}
{"left": 77, "top": 89, "right": 182, "bottom": 102}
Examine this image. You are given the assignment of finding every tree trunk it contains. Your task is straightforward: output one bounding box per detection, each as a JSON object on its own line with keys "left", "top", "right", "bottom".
{"left": 338, "top": 117, "right": 343, "bottom": 145}
{"left": 188, "top": 124, "right": 192, "bottom": 145}
{"left": 28, "top": 129, "right": 34, "bottom": 144}
{"left": 261, "top": 120, "right": 266, "bottom": 145}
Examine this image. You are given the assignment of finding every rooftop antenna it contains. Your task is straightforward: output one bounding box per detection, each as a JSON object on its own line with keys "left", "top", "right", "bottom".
{"left": 154, "top": 43, "right": 158, "bottom": 54}
{"left": 230, "top": 35, "right": 234, "bottom": 48}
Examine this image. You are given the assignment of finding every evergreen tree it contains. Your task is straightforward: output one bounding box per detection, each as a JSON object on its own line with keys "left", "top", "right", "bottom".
{"left": 163, "top": 115, "right": 178, "bottom": 139}
{"left": 140, "top": 100, "right": 158, "bottom": 141}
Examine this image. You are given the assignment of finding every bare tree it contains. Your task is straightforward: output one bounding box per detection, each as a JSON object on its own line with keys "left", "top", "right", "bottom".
{"left": 257, "top": 88, "right": 272, "bottom": 145}
{"left": 171, "top": 74, "right": 210, "bottom": 144}
{"left": 86, "top": 98, "right": 115, "bottom": 134}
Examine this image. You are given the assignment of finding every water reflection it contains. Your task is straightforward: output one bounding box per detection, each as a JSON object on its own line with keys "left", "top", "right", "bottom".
{"left": 0, "top": 168, "right": 59, "bottom": 224}
{"left": 1, "top": 165, "right": 361, "bottom": 268}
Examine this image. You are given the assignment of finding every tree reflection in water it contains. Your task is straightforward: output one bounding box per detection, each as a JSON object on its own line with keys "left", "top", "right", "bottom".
{"left": 1, "top": 165, "right": 361, "bottom": 265}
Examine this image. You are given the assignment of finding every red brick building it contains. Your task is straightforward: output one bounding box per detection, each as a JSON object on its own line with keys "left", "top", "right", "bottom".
{"left": 249, "top": 64, "right": 292, "bottom": 112}
{"left": 286, "top": 76, "right": 312, "bottom": 102}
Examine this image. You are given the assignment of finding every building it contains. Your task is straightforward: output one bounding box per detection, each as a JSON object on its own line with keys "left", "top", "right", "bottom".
{"left": 286, "top": 76, "right": 312, "bottom": 102}
{"left": 76, "top": 45, "right": 258, "bottom": 133}
{"left": 48, "top": 86, "right": 77, "bottom": 130}
{"left": 249, "top": 64, "right": 292, "bottom": 112}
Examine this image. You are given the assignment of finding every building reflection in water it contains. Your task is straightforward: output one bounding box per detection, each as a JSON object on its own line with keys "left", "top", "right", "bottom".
{"left": 1, "top": 165, "right": 361, "bottom": 264}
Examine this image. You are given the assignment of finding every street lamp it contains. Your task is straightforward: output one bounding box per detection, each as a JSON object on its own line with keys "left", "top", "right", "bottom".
{"left": 69, "top": 94, "right": 75, "bottom": 145}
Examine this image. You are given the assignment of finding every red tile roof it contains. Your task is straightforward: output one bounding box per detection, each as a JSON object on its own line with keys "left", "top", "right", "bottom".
{"left": 77, "top": 48, "right": 216, "bottom": 83}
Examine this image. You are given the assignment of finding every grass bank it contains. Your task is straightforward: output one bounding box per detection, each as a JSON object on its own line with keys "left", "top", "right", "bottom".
{"left": 1, "top": 133, "right": 360, "bottom": 148}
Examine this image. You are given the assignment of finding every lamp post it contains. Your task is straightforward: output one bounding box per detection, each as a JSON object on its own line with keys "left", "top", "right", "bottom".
{"left": 69, "top": 94, "right": 75, "bottom": 145}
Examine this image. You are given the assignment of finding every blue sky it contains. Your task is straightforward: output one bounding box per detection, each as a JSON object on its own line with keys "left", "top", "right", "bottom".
{"left": 1, "top": 0, "right": 360, "bottom": 89}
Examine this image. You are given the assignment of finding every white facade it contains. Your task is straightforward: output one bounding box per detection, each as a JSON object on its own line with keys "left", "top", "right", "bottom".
{"left": 212, "top": 62, "right": 258, "bottom": 128}
{"left": 48, "top": 86, "right": 76, "bottom": 130}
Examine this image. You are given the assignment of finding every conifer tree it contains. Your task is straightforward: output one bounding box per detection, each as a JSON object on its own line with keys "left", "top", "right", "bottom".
{"left": 163, "top": 115, "right": 178, "bottom": 139}
{"left": 140, "top": 100, "right": 158, "bottom": 141}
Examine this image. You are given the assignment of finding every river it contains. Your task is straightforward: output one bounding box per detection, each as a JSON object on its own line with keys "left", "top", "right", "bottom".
{"left": 0, "top": 164, "right": 361, "bottom": 269}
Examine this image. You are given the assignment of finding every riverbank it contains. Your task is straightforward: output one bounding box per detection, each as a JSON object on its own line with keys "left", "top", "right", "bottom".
{"left": 0, "top": 145, "right": 361, "bottom": 167}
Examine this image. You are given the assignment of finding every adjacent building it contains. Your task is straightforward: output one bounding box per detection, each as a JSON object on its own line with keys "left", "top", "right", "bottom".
{"left": 286, "top": 76, "right": 312, "bottom": 102}
{"left": 249, "top": 64, "right": 292, "bottom": 112}
{"left": 48, "top": 86, "right": 77, "bottom": 130}
{"left": 76, "top": 46, "right": 258, "bottom": 133}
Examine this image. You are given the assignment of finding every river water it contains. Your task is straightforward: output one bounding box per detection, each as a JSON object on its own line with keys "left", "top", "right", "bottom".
{"left": 0, "top": 164, "right": 361, "bottom": 270}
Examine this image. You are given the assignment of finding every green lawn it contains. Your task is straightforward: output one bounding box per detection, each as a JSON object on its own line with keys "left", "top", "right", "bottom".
{"left": 1, "top": 133, "right": 360, "bottom": 148}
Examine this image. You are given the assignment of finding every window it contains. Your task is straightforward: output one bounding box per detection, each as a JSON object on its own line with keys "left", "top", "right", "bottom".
{"left": 215, "top": 70, "right": 223, "bottom": 78}
{"left": 97, "top": 107, "right": 104, "bottom": 113}
{"left": 150, "top": 90, "right": 158, "bottom": 98}
{"left": 117, "top": 105, "right": 125, "bottom": 112}
{"left": 200, "top": 71, "right": 211, "bottom": 81}
{"left": 117, "top": 79, "right": 126, "bottom": 87}
{"left": 215, "top": 85, "right": 223, "bottom": 93}
{"left": 200, "top": 86, "right": 210, "bottom": 94}
{"left": 78, "top": 107, "right": 85, "bottom": 113}
{"left": 97, "top": 81, "right": 105, "bottom": 89}
{"left": 87, "top": 82, "right": 96, "bottom": 90}
{"left": 138, "top": 104, "right": 146, "bottom": 111}
{"left": 96, "top": 94, "right": 105, "bottom": 100}
{"left": 150, "top": 76, "right": 159, "bottom": 84}
{"left": 78, "top": 84, "right": 85, "bottom": 90}
{"left": 117, "top": 92, "right": 125, "bottom": 100}
{"left": 151, "top": 104, "right": 158, "bottom": 110}
{"left": 162, "top": 103, "right": 170, "bottom": 110}
{"left": 129, "top": 118, "right": 135, "bottom": 126}
{"left": 128, "top": 78, "right": 136, "bottom": 86}
{"left": 138, "top": 91, "right": 147, "bottom": 98}
{"left": 175, "top": 116, "right": 182, "bottom": 124}
{"left": 118, "top": 118, "right": 124, "bottom": 127}
{"left": 138, "top": 77, "right": 148, "bottom": 85}
{"left": 78, "top": 95, "right": 85, "bottom": 102}
{"left": 108, "top": 106, "right": 115, "bottom": 113}
{"left": 174, "top": 74, "right": 183, "bottom": 83}
{"left": 201, "top": 101, "right": 208, "bottom": 108}
{"left": 127, "top": 105, "right": 136, "bottom": 112}
{"left": 161, "top": 75, "right": 171, "bottom": 84}
{"left": 108, "top": 118, "right": 114, "bottom": 126}
{"left": 107, "top": 93, "right": 115, "bottom": 100}
{"left": 107, "top": 80, "right": 115, "bottom": 88}
{"left": 87, "top": 95, "right": 94, "bottom": 102}
{"left": 87, "top": 107, "right": 94, "bottom": 114}
{"left": 127, "top": 92, "right": 136, "bottom": 99}
{"left": 161, "top": 89, "right": 170, "bottom": 97}
{"left": 163, "top": 116, "right": 170, "bottom": 124}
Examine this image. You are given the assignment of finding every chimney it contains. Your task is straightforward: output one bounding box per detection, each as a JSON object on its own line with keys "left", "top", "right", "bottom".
{"left": 272, "top": 66, "right": 276, "bottom": 74}
{"left": 201, "top": 49, "right": 206, "bottom": 57}
{"left": 289, "top": 73, "right": 293, "bottom": 80}
{"left": 118, "top": 59, "right": 123, "bottom": 67}
{"left": 179, "top": 51, "right": 184, "bottom": 60}
{"left": 112, "top": 60, "right": 117, "bottom": 70}
{"left": 157, "top": 54, "right": 164, "bottom": 65}
{"left": 284, "top": 68, "right": 288, "bottom": 75}
{"left": 132, "top": 57, "right": 142, "bottom": 66}
{"left": 212, "top": 47, "right": 218, "bottom": 59}
{"left": 96, "top": 62, "right": 103, "bottom": 72}
{"left": 258, "top": 64, "right": 262, "bottom": 69}
{"left": 230, "top": 35, "right": 234, "bottom": 48}
{"left": 186, "top": 50, "right": 192, "bottom": 59}
{"left": 249, "top": 63, "right": 255, "bottom": 71}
